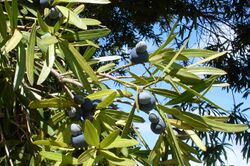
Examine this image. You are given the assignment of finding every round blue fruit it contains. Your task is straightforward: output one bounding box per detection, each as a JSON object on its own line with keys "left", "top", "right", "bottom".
{"left": 130, "top": 48, "right": 149, "bottom": 64}
{"left": 40, "top": 0, "right": 54, "bottom": 6}
{"left": 135, "top": 41, "right": 147, "bottom": 53}
{"left": 150, "top": 118, "right": 166, "bottom": 134}
{"left": 73, "top": 94, "right": 85, "bottom": 105}
{"left": 71, "top": 134, "right": 86, "bottom": 148}
{"left": 139, "top": 94, "right": 156, "bottom": 113}
{"left": 139, "top": 91, "right": 153, "bottom": 105}
{"left": 81, "top": 98, "right": 94, "bottom": 112}
{"left": 70, "top": 123, "right": 82, "bottom": 136}
{"left": 48, "top": 8, "right": 61, "bottom": 19}
{"left": 149, "top": 113, "right": 159, "bottom": 123}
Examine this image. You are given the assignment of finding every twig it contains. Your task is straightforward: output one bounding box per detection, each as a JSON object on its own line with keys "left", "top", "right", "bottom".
{"left": 0, "top": 126, "right": 14, "bottom": 166}
{"left": 108, "top": 63, "right": 133, "bottom": 74}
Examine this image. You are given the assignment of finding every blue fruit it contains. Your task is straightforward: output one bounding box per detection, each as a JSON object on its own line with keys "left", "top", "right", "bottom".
{"left": 71, "top": 134, "right": 86, "bottom": 148}
{"left": 73, "top": 94, "right": 85, "bottom": 105}
{"left": 150, "top": 118, "right": 166, "bottom": 134}
{"left": 67, "top": 107, "right": 76, "bottom": 118}
{"left": 70, "top": 123, "right": 82, "bottom": 136}
{"left": 139, "top": 94, "right": 155, "bottom": 113}
{"left": 81, "top": 98, "right": 94, "bottom": 112}
{"left": 48, "top": 8, "right": 61, "bottom": 19}
{"left": 92, "top": 99, "right": 102, "bottom": 109}
{"left": 149, "top": 113, "right": 159, "bottom": 123}
{"left": 130, "top": 48, "right": 149, "bottom": 64}
{"left": 135, "top": 41, "right": 147, "bottom": 53}
{"left": 40, "top": 0, "right": 54, "bottom": 6}
{"left": 139, "top": 91, "right": 152, "bottom": 105}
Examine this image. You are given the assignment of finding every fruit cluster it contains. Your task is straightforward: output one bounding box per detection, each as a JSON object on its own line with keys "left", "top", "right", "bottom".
{"left": 149, "top": 112, "right": 166, "bottom": 134}
{"left": 138, "top": 90, "right": 156, "bottom": 113}
{"left": 70, "top": 123, "right": 86, "bottom": 148}
{"left": 130, "top": 41, "right": 149, "bottom": 64}
{"left": 40, "top": 0, "right": 62, "bottom": 26}
{"left": 67, "top": 94, "right": 101, "bottom": 121}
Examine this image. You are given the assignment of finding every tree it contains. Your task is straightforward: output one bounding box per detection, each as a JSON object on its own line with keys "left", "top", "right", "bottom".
{"left": 0, "top": 0, "right": 248, "bottom": 166}
{"left": 84, "top": 0, "right": 250, "bottom": 97}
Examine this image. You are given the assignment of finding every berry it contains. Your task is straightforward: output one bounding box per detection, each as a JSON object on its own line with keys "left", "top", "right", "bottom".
{"left": 73, "top": 94, "right": 85, "bottom": 105}
{"left": 70, "top": 123, "right": 82, "bottom": 136}
{"left": 138, "top": 91, "right": 155, "bottom": 112}
{"left": 71, "top": 134, "right": 86, "bottom": 148}
{"left": 149, "top": 113, "right": 159, "bottom": 124}
{"left": 135, "top": 41, "right": 147, "bottom": 53}
{"left": 138, "top": 91, "right": 152, "bottom": 105}
{"left": 48, "top": 8, "right": 61, "bottom": 19}
{"left": 67, "top": 107, "right": 76, "bottom": 118}
{"left": 130, "top": 48, "right": 149, "bottom": 64}
{"left": 150, "top": 118, "right": 166, "bottom": 134}
{"left": 40, "top": 0, "right": 54, "bottom": 7}
{"left": 81, "top": 98, "right": 94, "bottom": 112}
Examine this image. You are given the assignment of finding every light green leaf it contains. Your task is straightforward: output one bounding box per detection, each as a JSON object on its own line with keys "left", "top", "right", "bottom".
{"left": 39, "top": 151, "right": 78, "bottom": 165}
{"left": 187, "top": 51, "right": 227, "bottom": 68}
{"left": 129, "top": 71, "right": 149, "bottom": 85}
{"left": 97, "top": 63, "right": 115, "bottom": 73}
{"left": 56, "top": 0, "right": 110, "bottom": 4}
{"left": 68, "top": 43, "right": 99, "bottom": 83}
{"left": 1, "top": 29, "right": 22, "bottom": 54}
{"left": 13, "top": 43, "right": 26, "bottom": 90}
{"left": 181, "top": 49, "right": 218, "bottom": 57}
{"left": 37, "top": 12, "right": 49, "bottom": 32}
{"left": 82, "top": 18, "right": 101, "bottom": 25}
{"left": 84, "top": 120, "right": 100, "bottom": 146}
{"left": 181, "top": 67, "right": 227, "bottom": 76}
{"left": 37, "top": 44, "right": 55, "bottom": 84}
{"left": 185, "top": 130, "right": 206, "bottom": 151}
{"left": 104, "top": 137, "right": 139, "bottom": 149}
{"left": 62, "top": 28, "right": 110, "bottom": 41}
{"left": 100, "top": 130, "right": 120, "bottom": 149}
{"left": 78, "top": 148, "right": 96, "bottom": 164}
{"left": 26, "top": 23, "right": 36, "bottom": 85}
{"left": 33, "top": 140, "right": 68, "bottom": 148}
{"left": 97, "top": 91, "right": 117, "bottom": 109}
{"left": 87, "top": 89, "right": 132, "bottom": 99}
{"left": 56, "top": 6, "right": 87, "bottom": 30}
{"left": 148, "top": 88, "right": 179, "bottom": 98}
{"left": 93, "top": 56, "right": 121, "bottom": 62}
{"left": 29, "top": 97, "right": 75, "bottom": 109}
{"left": 108, "top": 158, "right": 136, "bottom": 166}
{"left": 99, "top": 150, "right": 124, "bottom": 161}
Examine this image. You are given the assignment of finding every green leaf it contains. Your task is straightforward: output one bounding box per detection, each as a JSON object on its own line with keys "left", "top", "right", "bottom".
{"left": 97, "top": 63, "right": 115, "bottom": 73}
{"left": 39, "top": 35, "right": 58, "bottom": 47}
{"left": 33, "top": 140, "right": 68, "bottom": 148}
{"left": 87, "top": 89, "right": 132, "bottom": 99}
{"left": 56, "top": 0, "right": 111, "bottom": 4}
{"left": 185, "top": 130, "right": 206, "bottom": 151}
{"left": 29, "top": 97, "right": 75, "bottom": 109}
{"left": 39, "top": 151, "right": 78, "bottom": 165}
{"left": 129, "top": 71, "right": 149, "bottom": 85}
{"left": 56, "top": 6, "right": 87, "bottom": 30}
{"left": 99, "top": 150, "right": 124, "bottom": 161}
{"left": 187, "top": 51, "right": 227, "bottom": 68}
{"left": 0, "top": 4, "right": 7, "bottom": 39}
{"left": 62, "top": 28, "right": 110, "bottom": 41}
{"left": 84, "top": 120, "right": 100, "bottom": 146}
{"left": 37, "top": 44, "right": 55, "bottom": 84}
{"left": 104, "top": 137, "right": 139, "bottom": 149}
{"left": 96, "top": 91, "right": 117, "bottom": 109}
{"left": 67, "top": 43, "right": 99, "bottom": 83}
{"left": 13, "top": 43, "right": 26, "bottom": 90}
{"left": 78, "top": 148, "right": 96, "bottom": 164}
{"left": 37, "top": 12, "right": 49, "bottom": 32}
{"left": 1, "top": 29, "right": 22, "bottom": 54}
{"left": 93, "top": 56, "right": 121, "bottom": 62}
{"left": 148, "top": 88, "right": 179, "bottom": 98}
{"left": 100, "top": 130, "right": 120, "bottom": 149}
{"left": 108, "top": 158, "right": 136, "bottom": 166}
{"left": 58, "top": 41, "right": 92, "bottom": 93}
{"left": 26, "top": 23, "right": 36, "bottom": 85}
{"left": 181, "top": 49, "right": 218, "bottom": 57}
{"left": 181, "top": 67, "right": 227, "bottom": 76}
{"left": 102, "top": 109, "right": 145, "bottom": 123}
{"left": 82, "top": 18, "right": 101, "bottom": 25}
{"left": 11, "top": 0, "right": 18, "bottom": 30}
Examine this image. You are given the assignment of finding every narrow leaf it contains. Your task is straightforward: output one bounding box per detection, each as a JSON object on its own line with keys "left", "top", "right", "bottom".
{"left": 84, "top": 120, "right": 100, "bottom": 146}
{"left": 1, "top": 29, "right": 22, "bottom": 54}
{"left": 40, "top": 151, "right": 78, "bottom": 165}
{"left": 29, "top": 97, "right": 75, "bottom": 109}
{"left": 96, "top": 91, "right": 117, "bottom": 109}
{"left": 100, "top": 130, "right": 120, "bottom": 149}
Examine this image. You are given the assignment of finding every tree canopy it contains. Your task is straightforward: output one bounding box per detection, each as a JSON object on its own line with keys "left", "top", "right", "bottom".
{"left": 85, "top": 0, "right": 250, "bottom": 96}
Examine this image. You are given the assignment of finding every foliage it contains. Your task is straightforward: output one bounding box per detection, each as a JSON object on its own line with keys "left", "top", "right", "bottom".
{"left": 0, "top": 0, "right": 248, "bottom": 166}
{"left": 84, "top": 0, "right": 250, "bottom": 97}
